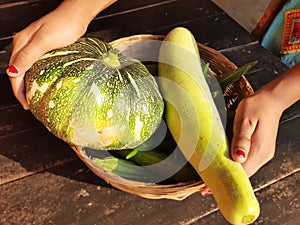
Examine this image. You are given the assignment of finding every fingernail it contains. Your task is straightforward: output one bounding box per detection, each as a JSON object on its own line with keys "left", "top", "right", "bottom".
{"left": 235, "top": 149, "right": 246, "bottom": 158}
{"left": 200, "top": 187, "right": 212, "bottom": 197}
{"left": 8, "top": 65, "right": 19, "bottom": 74}
{"left": 201, "top": 190, "right": 212, "bottom": 197}
{"left": 203, "top": 192, "right": 211, "bottom": 197}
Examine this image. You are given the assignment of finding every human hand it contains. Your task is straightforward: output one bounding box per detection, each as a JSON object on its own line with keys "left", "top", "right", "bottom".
{"left": 199, "top": 90, "right": 283, "bottom": 196}
{"left": 230, "top": 90, "right": 284, "bottom": 177}
{"left": 231, "top": 63, "right": 300, "bottom": 177}
{"left": 6, "top": 2, "right": 91, "bottom": 109}
{"left": 200, "top": 63, "right": 300, "bottom": 196}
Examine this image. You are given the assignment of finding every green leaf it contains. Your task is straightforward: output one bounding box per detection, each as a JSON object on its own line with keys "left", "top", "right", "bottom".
{"left": 125, "top": 149, "right": 138, "bottom": 159}
{"left": 202, "top": 62, "right": 210, "bottom": 77}
{"left": 218, "top": 61, "right": 258, "bottom": 91}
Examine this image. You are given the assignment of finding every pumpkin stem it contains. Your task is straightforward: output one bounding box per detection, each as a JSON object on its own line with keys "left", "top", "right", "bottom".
{"left": 102, "top": 52, "right": 121, "bottom": 68}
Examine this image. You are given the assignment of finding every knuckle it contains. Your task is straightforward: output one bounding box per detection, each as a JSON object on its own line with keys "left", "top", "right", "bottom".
{"left": 35, "top": 32, "right": 52, "bottom": 47}
{"left": 237, "top": 135, "right": 251, "bottom": 143}
{"left": 265, "top": 150, "right": 275, "bottom": 161}
{"left": 233, "top": 136, "right": 251, "bottom": 150}
{"left": 240, "top": 118, "right": 254, "bottom": 129}
{"left": 35, "top": 31, "right": 65, "bottom": 51}
{"left": 256, "top": 145, "right": 275, "bottom": 164}
{"left": 16, "top": 49, "right": 30, "bottom": 63}
{"left": 13, "top": 32, "right": 21, "bottom": 41}
{"left": 12, "top": 32, "right": 24, "bottom": 47}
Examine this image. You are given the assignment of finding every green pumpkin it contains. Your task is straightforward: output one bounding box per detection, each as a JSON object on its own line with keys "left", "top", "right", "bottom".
{"left": 25, "top": 38, "right": 164, "bottom": 150}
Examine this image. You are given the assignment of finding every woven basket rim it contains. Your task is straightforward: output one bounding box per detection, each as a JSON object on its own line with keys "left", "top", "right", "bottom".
{"left": 72, "top": 146, "right": 205, "bottom": 200}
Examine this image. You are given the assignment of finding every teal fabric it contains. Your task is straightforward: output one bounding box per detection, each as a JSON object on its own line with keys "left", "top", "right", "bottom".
{"left": 261, "top": 0, "right": 300, "bottom": 67}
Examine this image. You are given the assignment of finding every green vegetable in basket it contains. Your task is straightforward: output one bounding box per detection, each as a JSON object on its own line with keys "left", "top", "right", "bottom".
{"left": 92, "top": 157, "right": 154, "bottom": 182}
{"left": 158, "top": 27, "right": 260, "bottom": 225}
{"left": 114, "top": 148, "right": 200, "bottom": 183}
{"left": 218, "top": 61, "right": 258, "bottom": 91}
{"left": 85, "top": 148, "right": 156, "bottom": 182}
{"left": 25, "top": 37, "right": 164, "bottom": 150}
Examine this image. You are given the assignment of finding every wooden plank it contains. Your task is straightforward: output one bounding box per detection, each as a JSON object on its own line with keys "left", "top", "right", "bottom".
{"left": 0, "top": 114, "right": 298, "bottom": 223}
{"left": 1, "top": 142, "right": 299, "bottom": 225}
{"left": 190, "top": 170, "right": 300, "bottom": 225}
{"left": 0, "top": 0, "right": 61, "bottom": 48}
{"left": 0, "top": 105, "right": 41, "bottom": 137}
{"left": 0, "top": 0, "right": 254, "bottom": 51}
{"left": 0, "top": 0, "right": 215, "bottom": 50}
{"left": 220, "top": 43, "right": 289, "bottom": 89}
{"left": 250, "top": 117, "right": 300, "bottom": 189}
{"left": 220, "top": 43, "right": 300, "bottom": 122}
{"left": 148, "top": 14, "right": 256, "bottom": 51}
{"left": 0, "top": 158, "right": 218, "bottom": 225}
{"left": 0, "top": 75, "right": 18, "bottom": 108}
{"left": 212, "top": 0, "right": 270, "bottom": 33}
{"left": 0, "top": 0, "right": 256, "bottom": 75}
{"left": 87, "top": 0, "right": 256, "bottom": 50}
{"left": 251, "top": 0, "right": 288, "bottom": 41}
{"left": 0, "top": 127, "right": 76, "bottom": 184}
{"left": 1, "top": 0, "right": 154, "bottom": 44}
{"left": 0, "top": 0, "right": 255, "bottom": 107}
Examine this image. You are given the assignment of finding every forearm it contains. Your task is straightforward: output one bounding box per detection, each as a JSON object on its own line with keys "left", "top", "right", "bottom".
{"left": 58, "top": 0, "right": 117, "bottom": 27}
{"left": 258, "top": 62, "right": 300, "bottom": 111}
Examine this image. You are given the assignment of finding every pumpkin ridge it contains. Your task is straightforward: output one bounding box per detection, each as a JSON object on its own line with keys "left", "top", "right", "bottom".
{"left": 26, "top": 38, "right": 164, "bottom": 150}
{"left": 36, "top": 59, "right": 95, "bottom": 139}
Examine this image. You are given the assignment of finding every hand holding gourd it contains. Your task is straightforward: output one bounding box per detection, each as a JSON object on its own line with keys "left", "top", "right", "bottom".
{"left": 6, "top": 0, "right": 117, "bottom": 109}
{"left": 231, "top": 62, "right": 300, "bottom": 177}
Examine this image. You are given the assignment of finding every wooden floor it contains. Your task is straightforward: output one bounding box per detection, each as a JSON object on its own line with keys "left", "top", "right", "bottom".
{"left": 1, "top": 0, "right": 300, "bottom": 224}
{"left": 211, "top": 0, "right": 270, "bottom": 32}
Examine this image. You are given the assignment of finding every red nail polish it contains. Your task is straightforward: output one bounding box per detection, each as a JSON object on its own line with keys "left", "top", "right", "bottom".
{"left": 8, "top": 65, "right": 19, "bottom": 74}
{"left": 236, "top": 149, "right": 246, "bottom": 158}
{"left": 203, "top": 192, "right": 211, "bottom": 197}
{"left": 200, "top": 187, "right": 212, "bottom": 197}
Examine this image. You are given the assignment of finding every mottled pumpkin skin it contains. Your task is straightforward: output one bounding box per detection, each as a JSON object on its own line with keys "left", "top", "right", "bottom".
{"left": 25, "top": 38, "right": 164, "bottom": 150}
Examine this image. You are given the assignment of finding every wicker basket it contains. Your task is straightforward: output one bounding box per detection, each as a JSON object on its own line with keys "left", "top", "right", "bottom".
{"left": 72, "top": 34, "right": 254, "bottom": 201}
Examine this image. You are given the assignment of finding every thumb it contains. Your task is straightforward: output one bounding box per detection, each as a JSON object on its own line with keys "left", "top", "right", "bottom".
{"left": 230, "top": 117, "right": 257, "bottom": 163}
{"left": 7, "top": 31, "right": 51, "bottom": 109}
